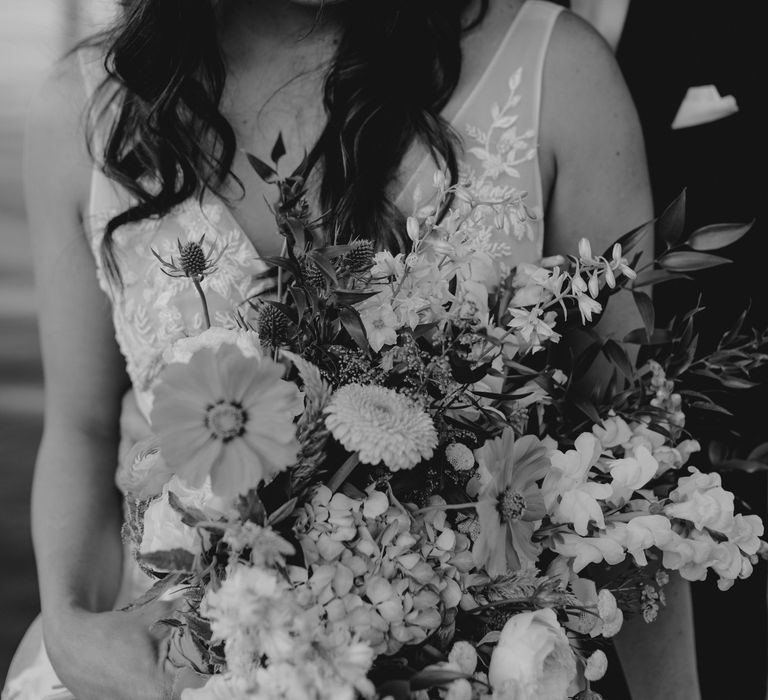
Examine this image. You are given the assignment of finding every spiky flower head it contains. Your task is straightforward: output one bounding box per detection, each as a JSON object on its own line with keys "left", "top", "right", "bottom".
{"left": 151, "top": 234, "right": 226, "bottom": 279}
{"left": 179, "top": 240, "right": 207, "bottom": 277}
{"left": 257, "top": 304, "right": 290, "bottom": 350}
{"left": 325, "top": 383, "right": 437, "bottom": 471}
{"left": 301, "top": 258, "right": 327, "bottom": 289}
{"left": 346, "top": 239, "right": 375, "bottom": 272}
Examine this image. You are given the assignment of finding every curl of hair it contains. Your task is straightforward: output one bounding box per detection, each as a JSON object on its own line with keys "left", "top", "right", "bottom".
{"left": 84, "top": 0, "right": 488, "bottom": 280}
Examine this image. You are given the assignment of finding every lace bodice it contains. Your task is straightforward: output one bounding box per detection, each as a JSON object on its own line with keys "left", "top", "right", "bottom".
{"left": 79, "top": 0, "right": 562, "bottom": 427}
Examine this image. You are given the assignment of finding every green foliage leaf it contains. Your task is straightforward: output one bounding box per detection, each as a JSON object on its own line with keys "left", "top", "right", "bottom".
{"left": 238, "top": 489, "right": 267, "bottom": 524}
{"left": 718, "top": 375, "right": 760, "bottom": 390}
{"left": 120, "top": 573, "right": 187, "bottom": 611}
{"left": 289, "top": 287, "right": 308, "bottom": 319}
{"left": 602, "top": 339, "right": 634, "bottom": 380}
{"left": 286, "top": 217, "right": 307, "bottom": 250}
{"left": 657, "top": 189, "right": 687, "bottom": 246}
{"left": 307, "top": 250, "right": 339, "bottom": 286}
{"left": 632, "top": 269, "right": 692, "bottom": 288}
{"left": 375, "top": 681, "right": 411, "bottom": 700}
{"left": 571, "top": 395, "right": 603, "bottom": 426}
{"left": 623, "top": 328, "right": 671, "bottom": 345}
{"left": 603, "top": 220, "right": 652, "bottom": 258}
{"left": 246, "top": 152, "right": 278, "bottom": 184}
{"left": 717, "top": 459, "right": 768, "bottom": 473}
{"left": 687, "top": 221, "right": 753, "bottom": 251}
{"left": 331, "top": 289, "right": 380, "bottom": 305}
{"left": 167, "top": 491, "right": 208, "bottom": 528}
{"left": 270, "top": 133, "right": 286, "bottom": 165}
{"left": 632, "top": 290, "right": 655, "bottom": 338}
{"left": 658, "top": 251, "right": 731, "bottom": 272}
{"left": 338, "top": 306, "right": 370, "bottom": 352}
{"left": 410, "top": 669, "right": 474, "bottom": 691}
{"left": 449, "top": 351, "right": 493, "bottom": 384}
{"left": 138, "top": 549, "right": 196, "bottom": 573}
{"left": 267, "top": 497, "right": 297, "bottom": 525}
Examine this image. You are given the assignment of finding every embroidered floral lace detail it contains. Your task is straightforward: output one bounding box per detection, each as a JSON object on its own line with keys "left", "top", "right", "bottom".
{"left": 457, "top": 67, "right": 543, "bottom": 279}
{"left": 86, "top": 194, "right": 270, "bottom": 419}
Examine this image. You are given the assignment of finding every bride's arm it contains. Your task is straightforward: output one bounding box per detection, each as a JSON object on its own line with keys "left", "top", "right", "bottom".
{"left": 539, "top": 12, "right": 701, "bottom": 700}
{"left": 25, "top": 55, "right": 179, "bottom": 700}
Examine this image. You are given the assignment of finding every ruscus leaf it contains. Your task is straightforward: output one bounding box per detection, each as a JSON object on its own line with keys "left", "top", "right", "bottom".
{"left": 687, "top": 221, "right": 753, "bottom": 251}
{"left": 658, "top": 251, "right": 731, "bottom": 272}
{"left": 246, "top": 152, "right": 278, "bottom": 183}
{"left": 657, "top": 189, "right": 687, "bottom": 246}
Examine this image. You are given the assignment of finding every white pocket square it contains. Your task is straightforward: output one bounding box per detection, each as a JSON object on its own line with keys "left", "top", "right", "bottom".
{"left": 671, "top": 85, "right": 739, "bottom": 130}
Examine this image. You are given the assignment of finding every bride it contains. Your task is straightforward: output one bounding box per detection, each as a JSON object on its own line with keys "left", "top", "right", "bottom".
{"left": 6, "top": 0, "right": 700, "bottom": 698}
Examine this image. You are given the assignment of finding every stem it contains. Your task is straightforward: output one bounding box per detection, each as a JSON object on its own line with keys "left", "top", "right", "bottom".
{"left": 326, "top": 452, "right": 361, "bottom": 493}
{"left": 192, "top": 277, "right": 211, "bottom": 330}
{"left": 412, "top": 501, "right": 478, "bottom": 516}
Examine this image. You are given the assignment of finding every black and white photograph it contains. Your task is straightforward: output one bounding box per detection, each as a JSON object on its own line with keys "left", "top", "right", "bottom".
{"left": 1, "top": 1, "right": 765, "bottom": 698}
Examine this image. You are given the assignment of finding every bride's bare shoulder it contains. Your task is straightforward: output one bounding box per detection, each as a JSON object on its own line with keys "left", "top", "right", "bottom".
{"left": 25, "top": 51, "right": 94, "bottom": 221}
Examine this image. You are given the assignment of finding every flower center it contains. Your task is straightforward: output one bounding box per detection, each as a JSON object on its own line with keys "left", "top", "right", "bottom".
{"left": 205, "top": 400, "right": 248, "bottom": 442}
{"left": 498, "top": 488, "right": 527, "bottom": 523}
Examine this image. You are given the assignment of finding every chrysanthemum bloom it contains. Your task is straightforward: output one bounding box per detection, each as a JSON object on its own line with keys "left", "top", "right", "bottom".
{"left": 325, "top": 384, "right": 437, "bottom": 471}
{"left": 471, "top": 430, "right": 549, "bottom": 576}
{"left": 151, "top": 343, "right": 303, "bottom": 497}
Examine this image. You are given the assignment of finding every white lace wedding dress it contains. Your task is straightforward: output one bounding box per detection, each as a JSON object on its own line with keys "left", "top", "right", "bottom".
{"left": 2, "top": 2, "right": 562, "bottom": 696}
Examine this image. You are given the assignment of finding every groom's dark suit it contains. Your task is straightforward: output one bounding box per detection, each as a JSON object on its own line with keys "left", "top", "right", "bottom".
{"left": 616, "top": 3, "right": 767, "bottom": 698}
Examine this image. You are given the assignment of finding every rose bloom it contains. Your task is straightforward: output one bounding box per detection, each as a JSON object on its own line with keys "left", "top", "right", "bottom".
{"left": 488, "top": 608, "right": 577, "bottom": 700}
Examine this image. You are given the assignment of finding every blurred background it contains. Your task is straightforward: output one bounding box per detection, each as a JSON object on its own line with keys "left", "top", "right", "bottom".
{"left": 0, "top": 0, "right": 115, "bottom": 683}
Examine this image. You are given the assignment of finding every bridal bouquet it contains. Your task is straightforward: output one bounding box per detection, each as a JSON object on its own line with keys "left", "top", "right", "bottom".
{"left": 123, "top": 142, "right": 767, "bottom": 699}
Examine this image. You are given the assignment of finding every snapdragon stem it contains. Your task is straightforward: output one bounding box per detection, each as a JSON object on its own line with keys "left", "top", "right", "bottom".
{"left": 192, "top": 276, "right": 211, "bottom": 329}
{"left": 412, "top": 501, "right": 477, "bottom": 516}
{"left": 326, "top": 452, "right": 361, "bottom": 493}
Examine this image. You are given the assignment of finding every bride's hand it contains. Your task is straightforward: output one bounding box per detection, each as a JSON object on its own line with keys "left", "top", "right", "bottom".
{"left": 46, "top": 599, "right": 192, "bottom": 700}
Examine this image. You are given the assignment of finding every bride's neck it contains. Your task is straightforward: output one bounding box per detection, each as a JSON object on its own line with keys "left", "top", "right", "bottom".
{"left": 218, "top": 0, "right": 343, "bottom": 63}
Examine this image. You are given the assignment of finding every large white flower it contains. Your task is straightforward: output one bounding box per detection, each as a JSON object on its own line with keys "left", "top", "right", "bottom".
{"left": 664, "top": 467, "right": 734, "bottom": 532}
{"left": 488, "top": 608, "right": 577, "bottom": 700}
{"left": 325, "top": 384, "right": 437, "bottom": 471}
{"left": 140, "top": 476, "right": 233, "bottom": 561}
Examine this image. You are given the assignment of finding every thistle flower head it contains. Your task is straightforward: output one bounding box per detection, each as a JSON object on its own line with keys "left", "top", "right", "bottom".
{"left": 346, "top": 239, "right": 375, "bottom": 271}
{"left": 257, "top": 304, "right": 290, "bottom": 350}
{"left": 151, "top": 234, "right": 226, "bottom": 279}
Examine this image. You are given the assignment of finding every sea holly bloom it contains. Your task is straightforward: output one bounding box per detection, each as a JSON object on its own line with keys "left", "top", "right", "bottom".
{"left": 151, "top": 342, "right": 303, "bottom": 498}
{"left": 325, "top": 384, "right": 437, "bottom": 471}
{"left": 471, "top": 430, "right": 549, "bottom": 576}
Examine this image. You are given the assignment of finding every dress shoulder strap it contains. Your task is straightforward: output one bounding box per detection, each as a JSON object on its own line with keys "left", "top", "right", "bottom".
{"left": 453, "top": 0, "right": 564, "bottom": 138}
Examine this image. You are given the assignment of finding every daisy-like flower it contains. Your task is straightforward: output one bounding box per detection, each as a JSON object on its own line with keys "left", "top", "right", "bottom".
{"left": 325, "top": 384, "right": 437, "bottom": 471}
{"left": 151, "top": 342, "right": 303, "bottom": 498}
{"left": 471, "top": 429, "right": 550, "bottom": 576}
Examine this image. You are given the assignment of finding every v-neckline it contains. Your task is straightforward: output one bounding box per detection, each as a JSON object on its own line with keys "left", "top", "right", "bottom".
{"left": 199, "top": 1, "right": 534, "bottom": 261}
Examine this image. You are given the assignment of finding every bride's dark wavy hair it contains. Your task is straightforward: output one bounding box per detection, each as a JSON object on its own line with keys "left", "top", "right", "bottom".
{"left": 83, "top": 0, "right": 488, "bottom": 280}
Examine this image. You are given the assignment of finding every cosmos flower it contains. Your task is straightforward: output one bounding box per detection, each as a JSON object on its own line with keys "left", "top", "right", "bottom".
{"left": 151, "top": 342, "right": 303, "bottom": 498}
{"left": 325, "top": 384, "right": 437, "bottom": 471}
{"left": 471, "top": 430, "right": 550, "bottom": 576}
